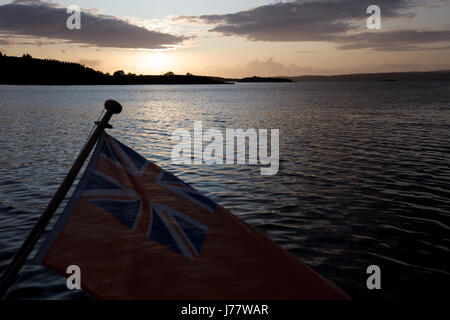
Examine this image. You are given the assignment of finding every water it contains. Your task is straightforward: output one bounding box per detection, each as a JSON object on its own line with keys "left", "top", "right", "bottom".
{"left": 0, "top": 82, "right": 449, "bottom": 299}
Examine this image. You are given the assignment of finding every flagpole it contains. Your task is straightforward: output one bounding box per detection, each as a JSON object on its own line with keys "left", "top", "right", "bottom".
{"left": 0, "top": 100, "right": 122, "bottom": 299}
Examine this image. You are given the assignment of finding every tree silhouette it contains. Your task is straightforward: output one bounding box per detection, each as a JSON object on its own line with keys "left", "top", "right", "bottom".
{"left": 113, "top": 70, "right": 125, "bottom": 77}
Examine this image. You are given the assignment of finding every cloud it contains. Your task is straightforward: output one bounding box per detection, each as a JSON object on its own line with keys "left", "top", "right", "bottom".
{"left": 335, "top": 30, "right": 450, "bottom": 51}
{"left": 202, "top": 57, "right": 328, "bottom": 78}
{"left": 183, "top": 0, "right": 450, "bottom": 51}
{"left": 0, "top": 0, "right": 186, "bottom": 49}
{"left": 188, "top": 0, "right": 413, "bottom": 41}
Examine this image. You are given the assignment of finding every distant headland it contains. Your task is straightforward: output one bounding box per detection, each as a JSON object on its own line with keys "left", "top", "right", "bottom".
{"left": 0, "top": 52, "right": 230, "bottom": 85}
{"left": 286, "top": 71, "right": 450, "bottom": 82}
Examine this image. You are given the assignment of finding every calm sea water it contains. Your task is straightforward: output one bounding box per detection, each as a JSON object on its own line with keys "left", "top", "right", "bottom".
{"left": 0, "top": 82, "right": 449, "bottom": 299}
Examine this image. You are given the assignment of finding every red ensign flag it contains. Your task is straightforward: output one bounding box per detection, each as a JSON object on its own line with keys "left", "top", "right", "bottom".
{"left": 35, "top": 133, "right": 349, "bottom": 299}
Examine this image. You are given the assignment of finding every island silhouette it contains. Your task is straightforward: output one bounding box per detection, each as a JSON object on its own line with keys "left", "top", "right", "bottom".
{"left": 237, "top": 76, "right": 293, "bottom": 83}
{"left": 0, "top": 52, "right": 230, "bottom": 85}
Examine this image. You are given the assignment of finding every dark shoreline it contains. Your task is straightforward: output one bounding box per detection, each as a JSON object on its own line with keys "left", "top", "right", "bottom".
{"left": 0, "top": 52, "right": 231, "bottom": 85}
{"left": 2, "top": 52, "right": 449, "bottom": 84}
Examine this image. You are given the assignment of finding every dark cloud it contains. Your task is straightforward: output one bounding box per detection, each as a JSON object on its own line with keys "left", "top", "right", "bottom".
{"left": 184, "top": 0, "right": 450, "bottom": 51}
{"left": 0, "top": 0, "right": 186, "bottom": 49}
{"left": 335, "top": 30, "right": 450, "bottom": 51}
{"left": 189, "top": 0, "right": 413, "bottom": 41}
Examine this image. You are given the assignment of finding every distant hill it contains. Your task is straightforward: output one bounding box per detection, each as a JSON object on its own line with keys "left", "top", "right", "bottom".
{"left": 287, "top": 71, "right": 450, "bottom": 82}
{"left": 237, "top": 76, "right": 293, "bottom": 83}
{"left": 0, "top": 52, "right": 229, "bottom": 85}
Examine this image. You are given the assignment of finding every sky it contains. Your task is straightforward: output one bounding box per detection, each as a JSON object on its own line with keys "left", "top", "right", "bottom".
{"left": 0, "top": 0, "right": 449, "bottom": 77}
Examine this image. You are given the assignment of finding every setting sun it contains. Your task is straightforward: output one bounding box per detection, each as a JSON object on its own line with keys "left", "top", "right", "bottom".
{"left": 141, "top": 52, "right": 172, "bottom": 74}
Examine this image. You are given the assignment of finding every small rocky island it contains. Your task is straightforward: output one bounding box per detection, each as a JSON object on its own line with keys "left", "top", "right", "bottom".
{"left": 237, "top": 76, "right": 293, "bottom": 83}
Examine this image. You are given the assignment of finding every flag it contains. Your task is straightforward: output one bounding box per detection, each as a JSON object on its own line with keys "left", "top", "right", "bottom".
{"left": 34, "top": 133, "right": 349, "bottom": 299}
